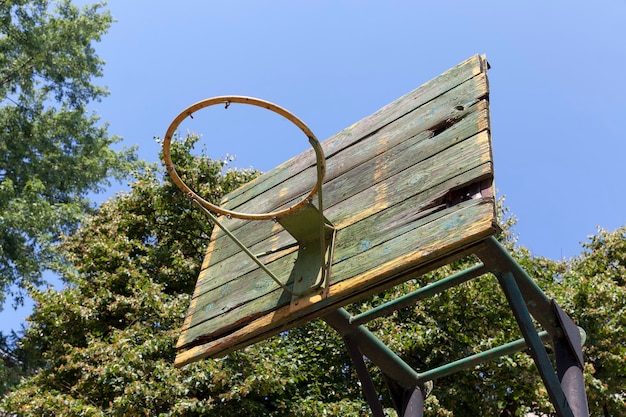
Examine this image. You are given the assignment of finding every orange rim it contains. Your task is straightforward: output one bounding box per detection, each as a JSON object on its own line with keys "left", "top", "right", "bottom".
{"left": 163, "top": 96, "right": 326, "bottom": 220}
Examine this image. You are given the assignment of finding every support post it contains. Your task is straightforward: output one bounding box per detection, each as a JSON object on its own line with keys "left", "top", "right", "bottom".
{"left": 383, "top": 374, "right": 424, "bottom": 417}
{"left": 343, "top": 334, "right": 386, "bottom": 417}
{"left": 323, "top": 308, "right": 425, "bottom": 416}
{"left": 497, "top": 272, "right": 575, "bottom": 417}
{"left": 401, "top": 387, "right": 425, "bottom": 417}
{"left": 553, "top": 301, "right": 590, "bottom": 417}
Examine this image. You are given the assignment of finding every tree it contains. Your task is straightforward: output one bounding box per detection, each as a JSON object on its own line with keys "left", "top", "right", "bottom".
{"left": 2, "top": 138, "right": 623, "bottom": 415}
{"left": 367, "top": 224, "right": 625, "bottom": 416}
{"left": 552, "top": 226, "right": 626, "bottom": 417}
{"left": 0, "top": 331, "right": 24, "bottom": 397}
{"left": 0, "top": 135, "right": 377, "bottom": 416}
{"left": 0, "top": 0, "right": 138, "bottom": 307}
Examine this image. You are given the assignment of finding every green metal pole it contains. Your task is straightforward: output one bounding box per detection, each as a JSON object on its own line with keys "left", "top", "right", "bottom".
{"left": 350, "top": 263, "right": 487, "bottom": 326}
{"left": 192, "top": 200, "right": 290, "bottom": 292}
{"left": 418, "top": 330, "right": 550, "bottom": 381}
{"left": 498, "top": 271, "right": 574, "bottom": 417}
{"left": 323, "top": 308, "right": 421, "bottom": 389}
{"left": 478, "top": 237, "right": 561, "bottom": 336}
{"left": 416, "top": 326, "right": 585, "bottom": 382}
{"left": 343, "top": 334, "right": 386, "bottom": 417}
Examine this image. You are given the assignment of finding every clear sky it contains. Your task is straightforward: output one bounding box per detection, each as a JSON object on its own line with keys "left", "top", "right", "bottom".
{"left": 2, "top": 1, "right": 625, "bottom": 334}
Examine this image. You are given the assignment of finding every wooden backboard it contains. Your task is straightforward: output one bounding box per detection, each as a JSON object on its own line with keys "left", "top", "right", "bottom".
{"left": 175, "top": 54, "right": 497, "bottom": 366}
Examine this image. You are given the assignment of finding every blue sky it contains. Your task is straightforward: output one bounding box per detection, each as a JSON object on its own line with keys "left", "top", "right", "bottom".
{"left": 2, "top": 1, "right": 625, "bottom": 334}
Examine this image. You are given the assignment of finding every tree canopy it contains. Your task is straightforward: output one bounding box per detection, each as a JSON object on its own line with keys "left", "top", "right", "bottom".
{"left": 1, "top": 2, "right": 623, "bottom": 415}
{"left": 0, "top": 0, "right": 138, "bottom": 307}
{"left": 1, "top": 135, "right": 623, "bottom": 416}
{"left": 553, "top": 227, "right": 626, "bottom": 415}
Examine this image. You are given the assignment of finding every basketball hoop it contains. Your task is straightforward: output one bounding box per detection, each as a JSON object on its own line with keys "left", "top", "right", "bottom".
{"left": 162, "top": 96, "right": 326, "bottom": 220}
{"left": 163, "top": 96, "right": 335, "bottom": 301}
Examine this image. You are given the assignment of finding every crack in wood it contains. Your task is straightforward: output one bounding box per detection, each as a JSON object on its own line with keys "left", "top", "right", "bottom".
{"left": 415, "top": 180, "right": 489, "bottom": 219}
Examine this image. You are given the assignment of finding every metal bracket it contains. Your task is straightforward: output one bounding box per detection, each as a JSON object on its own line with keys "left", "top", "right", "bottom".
{"left": 553, "top": 300, "right": 585, "bottom": 369}
{"left": 278, "top": 203, "right": 336, "bottom": 311}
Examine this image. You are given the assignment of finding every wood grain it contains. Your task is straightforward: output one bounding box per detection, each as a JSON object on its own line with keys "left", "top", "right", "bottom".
{"left": 178, "top": 130, "right": 492, "bottom": 340}
{"left": 175, "top": 54, "right": 497, "bottom": 364}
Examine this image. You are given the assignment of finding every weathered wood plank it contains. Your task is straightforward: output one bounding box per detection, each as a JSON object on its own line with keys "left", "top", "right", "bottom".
{"left": 175, "top": 55, "right": 497, "bottom": 363}
{"left": 219, "top": 73, "right": 488, "bottom": 223}
{"left": 197, "top": 99, "right": 490, "bottom": 277}
{"left": 183, "top": 129, "right": 492, "bottom": 327}
{"left": 326, "top": 128, "right": 492, "bottom": 230}
{"left": 180, "top": 253, "right": 295, "bottom": 335}
{"left": 176, "top": 197, "right": 495, "bottom": 356}
{"left": 220, "top": 54, "right": 487, "bottom": 210}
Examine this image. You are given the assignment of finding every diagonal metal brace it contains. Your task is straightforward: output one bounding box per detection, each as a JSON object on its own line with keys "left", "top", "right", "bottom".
{"left": 323, "top": 308, "right": 427, "bottom": 417}
{"left": 497, "top": 272, "right": 577, "bottom": 417}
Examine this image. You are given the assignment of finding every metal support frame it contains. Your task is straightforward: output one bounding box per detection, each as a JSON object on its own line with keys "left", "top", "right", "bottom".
{"left": 477, "top": 237, "right": 589, "bottom": 417}
{"left": 321, "top": 237, "right": 589, "bottom": 417}
{"left": 343, "top": 334, "right": 386, "bottom": 417}
{"left": 323, "top": 309, "right": 424, "bottom": 416}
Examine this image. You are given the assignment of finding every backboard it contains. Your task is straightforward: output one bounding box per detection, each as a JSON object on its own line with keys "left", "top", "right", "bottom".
{"left": 174, "top": 54, "right": 497, "bottom": 367}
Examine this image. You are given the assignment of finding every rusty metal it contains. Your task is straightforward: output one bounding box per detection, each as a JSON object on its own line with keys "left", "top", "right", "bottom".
{"left": 165, "top": 96, "right": 336, "bottom": 299}
{"left": 162, "top": 95, "right": 326, "bottom": 220}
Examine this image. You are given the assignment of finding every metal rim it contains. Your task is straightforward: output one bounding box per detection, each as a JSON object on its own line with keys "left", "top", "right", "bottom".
{"left": 163, "top": 96, "right": 326, "bottom": 220}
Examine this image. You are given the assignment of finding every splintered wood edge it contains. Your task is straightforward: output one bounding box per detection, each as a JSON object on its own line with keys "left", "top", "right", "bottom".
{"left": 174, "top": 230, "right": 495, "bottom": 367}
{"left": 219, "top": 54, "right": 488, "bottom": 211}
{"left": 175, "top": 54, "right": 495, "bottom": 365}
{"left": 175, "top": 205, "right": 497, "bottom": 366}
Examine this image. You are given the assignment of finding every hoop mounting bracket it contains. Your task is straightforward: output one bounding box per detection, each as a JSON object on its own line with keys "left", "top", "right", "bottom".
{"left": 277, "top": 204, "right": 336, "bottom": 312}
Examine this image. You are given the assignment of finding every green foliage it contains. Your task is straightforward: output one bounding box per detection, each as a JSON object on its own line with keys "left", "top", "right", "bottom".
{"left": 553, "top": 227, "right": 626, "bottom": 416}
{"left": 0, "top": 0, "right": 139, "bottom": 306}
{"left": 0, "top": 135, "right": 379, "bottom": 416}
{"left": 1, "top": 140, "right": 624, "bottom": 415}
{"left": 0, "top": 332, "right": 24, "bottom": 396}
